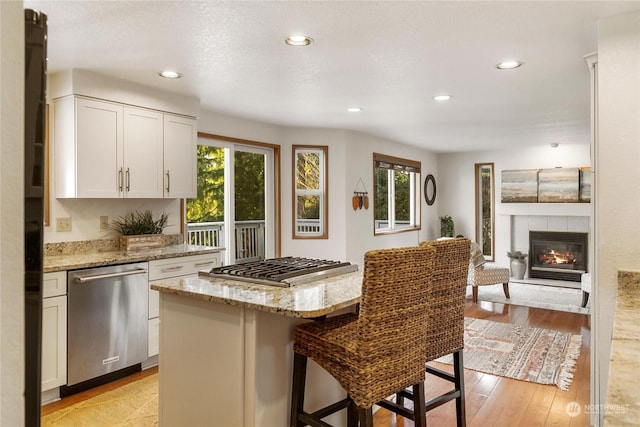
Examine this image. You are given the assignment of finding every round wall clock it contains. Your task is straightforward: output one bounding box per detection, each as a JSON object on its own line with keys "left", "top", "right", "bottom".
{"left": 424, "top": 174, "right": 436, "bottom": 205}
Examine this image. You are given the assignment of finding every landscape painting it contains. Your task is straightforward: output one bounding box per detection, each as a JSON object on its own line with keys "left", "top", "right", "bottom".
{"left": 538, "top": 167, "right": 580, "bottom": 203}
{"left": 501, "top": 169, "right": 538, "bottom": 202}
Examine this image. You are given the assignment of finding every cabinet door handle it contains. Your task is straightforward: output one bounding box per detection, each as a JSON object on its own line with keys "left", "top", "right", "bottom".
{"left": 166, "top": 170, "right": 170, "bottom": 193}
{"left": 118, "top": 168, "right": 123, "bottom": 192}
{"left": 126, "top": 168, "right": 131, "bottom": 192}
{"left": 161, "top": 265, "right": 184, "bottom": 273}
{"left": 194, "top": 261, "right": 214, "bottom": 267}
{"left": 75, "top": 268, "right": 147, "bottom": 283}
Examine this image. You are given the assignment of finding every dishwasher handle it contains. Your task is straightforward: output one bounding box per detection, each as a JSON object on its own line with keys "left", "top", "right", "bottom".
{"left": 74, "top": 268, "right": 148, "bottom": 283}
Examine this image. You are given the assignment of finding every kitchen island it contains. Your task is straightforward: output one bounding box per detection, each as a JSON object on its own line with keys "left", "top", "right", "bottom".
{"left": 151, "top": 269, "right": 363, "bottom": 427}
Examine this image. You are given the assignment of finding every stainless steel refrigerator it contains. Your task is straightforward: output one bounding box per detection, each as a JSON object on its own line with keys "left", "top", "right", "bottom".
{"left": 24, "top": 8, "right": 47, "bottom": 427}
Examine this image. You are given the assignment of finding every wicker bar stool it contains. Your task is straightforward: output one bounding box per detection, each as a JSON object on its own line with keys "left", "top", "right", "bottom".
{"left": 377, "top": 238, "right": 470, "bottom": 427}
{"left": 290, "top": 245, "right": 435, "bottom": 427}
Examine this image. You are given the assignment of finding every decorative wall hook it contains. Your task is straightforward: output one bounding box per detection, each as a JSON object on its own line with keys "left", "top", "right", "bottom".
{"left": 352, "top": 178, "right": 369, "bottom": 210}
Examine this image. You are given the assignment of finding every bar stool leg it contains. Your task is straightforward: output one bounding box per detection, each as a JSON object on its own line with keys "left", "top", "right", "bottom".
{"left": 453, "top": 350, "right": 466, "bottom": 427}
{"left": 357, "top": 407, "right": 373, "bottom": 427}
{"left": 413, "top": 382, "right": 427, "bottom": 427}
{"left": 347, "top": 399, "right": 358, "bottom": 427}
{"left": 290, "top": 352, "right": 307, "bottom": 427}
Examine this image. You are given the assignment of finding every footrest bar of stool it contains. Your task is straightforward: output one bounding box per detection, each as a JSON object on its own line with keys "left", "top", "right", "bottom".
{"left": 397, "top": 389, "right": 414, "bottom": 400}
{"left": 312, "top": 397, "right": 351, "bottom": 419}
{"left": 426, "top": 365, "right": 456, "bottom": 382}
{"left": 425, "top": 389, "right": 460, "bottom": 412}
{"left": 377, "top": 399, "right": 416, "bottom": 420}
{"left": 298, "top": 412, "right": 334, "bottom": 427}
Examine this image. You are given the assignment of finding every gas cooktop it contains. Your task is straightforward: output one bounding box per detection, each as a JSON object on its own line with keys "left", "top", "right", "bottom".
{"left": 200, "top": 256, "right": 358, "bottom": 287}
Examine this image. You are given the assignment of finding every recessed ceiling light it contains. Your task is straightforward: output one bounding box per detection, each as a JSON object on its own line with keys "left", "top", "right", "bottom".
{"left": 550, "top": 143, "right": 559, "bottom": 148}
{"left": 433, "top": 95, "right": 452, "bottom": 101}
{"left": 347, "top": 107, "right": 363, "bottom": 112}
{"left": 285, "top": 35, "right": 313, "bottom": 46}
{"left": 158, "top": 70, "right": 181, "bottom": 79}
{"left": 496, "top": 60, "right": 523, "bottom": 70}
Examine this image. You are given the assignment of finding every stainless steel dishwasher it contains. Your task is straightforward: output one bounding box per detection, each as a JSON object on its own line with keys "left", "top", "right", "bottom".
{"left": 67, "top": 262, "right": 148, "bottom": 387}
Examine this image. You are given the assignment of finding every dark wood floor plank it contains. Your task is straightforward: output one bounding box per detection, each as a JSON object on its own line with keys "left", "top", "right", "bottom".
{"left": 519, "top": 383, "right": 557, "bottom": 427}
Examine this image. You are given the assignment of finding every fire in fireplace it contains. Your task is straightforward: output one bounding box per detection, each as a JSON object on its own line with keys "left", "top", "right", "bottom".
{"left": 528, "top": 231, "right": 588, "bottom": 282}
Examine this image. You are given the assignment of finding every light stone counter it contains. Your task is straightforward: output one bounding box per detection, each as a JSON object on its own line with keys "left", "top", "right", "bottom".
{"left": 151, "top": 269, "right": 363, "bottom": 318}
{"left": 604, "top": 270, "right": 640, "bottom": 426}
{"left": 44, "top": 243, "right": 224, "bottom": 272}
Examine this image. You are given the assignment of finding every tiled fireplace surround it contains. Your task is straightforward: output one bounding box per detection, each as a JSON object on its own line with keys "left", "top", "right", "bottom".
{"left": 501, "top": 204, "right": 591, "bottom": 282}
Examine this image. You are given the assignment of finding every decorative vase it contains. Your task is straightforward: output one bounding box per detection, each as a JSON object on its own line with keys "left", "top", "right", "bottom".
{"left": 510, "top": 258, "right": 526, "bottom": 280}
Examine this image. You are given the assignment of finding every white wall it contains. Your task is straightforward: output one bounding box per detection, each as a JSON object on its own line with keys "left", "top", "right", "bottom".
{"left": 44, "top": 198, "right": 183, "bottom": 244}
{"left": 281, "top": 128, "right": 349, "bottom": 261}
{"left": 197, "top": 110, "right": 438, "bottom": 265}
{"left": 437, "top": 143, "right": 590, "bottom": 266}
{"left": 596, "top": 11, "right": 640, "bottom": 424}
{"left": 343, "top": 130, "right": 439, "bottom": 265}
{"left": 0, "top": 1, "right": 25, "bottom": 424}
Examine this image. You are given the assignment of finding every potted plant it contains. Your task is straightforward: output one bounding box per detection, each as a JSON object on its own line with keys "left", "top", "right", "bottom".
{"left": 439, "top": 215, "right": 455, "bottom": 237}
{"left": 110, "top": 210, "right": 169, "bottom": 251}
{"left": 507, "top": 250, "right": 527, "bottom": 279}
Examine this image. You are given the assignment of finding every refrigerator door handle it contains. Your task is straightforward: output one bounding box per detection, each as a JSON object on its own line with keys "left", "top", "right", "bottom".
{"left": 74, "top": 268, "right": 147, "bottom": 283}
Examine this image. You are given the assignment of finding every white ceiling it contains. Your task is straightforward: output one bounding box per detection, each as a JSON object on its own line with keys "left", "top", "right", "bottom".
{"left": 25, "top": 1, "right": 640, "bottom": 153}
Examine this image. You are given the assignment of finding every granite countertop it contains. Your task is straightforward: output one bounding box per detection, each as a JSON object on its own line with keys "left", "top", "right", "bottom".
{"left": 151, "top": 269, "right": 363, "bottom": 319}
{"left": 604, "top": 270, "right": 640, "bottom": 426}
{"left": 44, "top": 244, "right": 224, "bottom": 273}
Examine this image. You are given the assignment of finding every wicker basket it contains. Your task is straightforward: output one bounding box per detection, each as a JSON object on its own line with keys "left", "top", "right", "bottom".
{"left": 120, "top": 234, "right": 165, "bottom": 251}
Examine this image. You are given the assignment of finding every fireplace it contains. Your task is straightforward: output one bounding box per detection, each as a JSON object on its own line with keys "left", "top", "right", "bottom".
{"left": 528, "top": 231, "right": 588, "bottom": 282}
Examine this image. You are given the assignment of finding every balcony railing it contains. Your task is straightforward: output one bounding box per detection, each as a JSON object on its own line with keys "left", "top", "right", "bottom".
{"left": 187, "top": 220, "right": 265, "bottom": 263}
{"left": 187, "top": 219, "right": 323, "bottom": 263}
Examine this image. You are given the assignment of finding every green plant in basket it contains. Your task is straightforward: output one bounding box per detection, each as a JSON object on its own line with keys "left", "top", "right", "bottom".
{"left": 110, "top": 210, "right": 169, "bottom": 236}
{"left": 507, "top": 250, "right": 527, "bottom": 260}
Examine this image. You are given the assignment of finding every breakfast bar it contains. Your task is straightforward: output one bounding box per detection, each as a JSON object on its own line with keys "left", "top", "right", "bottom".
{"left": 151, "top": 269, "right": 363, "bottom": 427}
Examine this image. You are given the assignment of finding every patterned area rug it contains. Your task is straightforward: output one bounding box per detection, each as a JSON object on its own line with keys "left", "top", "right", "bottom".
{"left": 41, "top": 374, "right": 158, "bottom": 426}
{"left": 467, "top": 282, "right": 590, "bottom": 314}
{"left": 437, "top": 317, "right": 582, "bottom": 390}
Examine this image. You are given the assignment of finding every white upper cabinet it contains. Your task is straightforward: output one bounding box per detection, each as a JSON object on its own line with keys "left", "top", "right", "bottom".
{"left": 163, "top": 114, "right": 197, "bottom": 199}
{"left": 55, "top": 97, "right": 123, "bottom": 198}
{"left": 54, "top": 95, "right": 196, "bottom": 199}
{"left": 123, "top": 107, "right": 164, "bottom": 198}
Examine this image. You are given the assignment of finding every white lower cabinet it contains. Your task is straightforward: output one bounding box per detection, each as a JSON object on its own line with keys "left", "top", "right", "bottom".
{"left": 148, "top": 318, "right": 160, "bottom": 358}
{"left": 42, "top": 271, "right": 67, "bottom": 393}
{"left": 147, "top": 253, "right": 220, "bottom": 357}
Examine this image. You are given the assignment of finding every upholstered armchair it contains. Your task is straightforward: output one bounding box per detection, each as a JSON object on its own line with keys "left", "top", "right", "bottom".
{"left": 468, "top": 242, "right": 510, "bottom": 303}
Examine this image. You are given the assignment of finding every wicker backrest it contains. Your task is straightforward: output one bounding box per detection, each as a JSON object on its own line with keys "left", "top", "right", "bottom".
{"left": 354, "top": 245, "right": 436, "bottom": 405}
{"left": 420, "top": 238, "right": 470, "bottom": 360}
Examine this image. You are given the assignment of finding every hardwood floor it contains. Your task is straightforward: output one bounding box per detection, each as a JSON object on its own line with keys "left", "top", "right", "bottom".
{"left": 42, "top": 301, "right": 590, "bottom": 426}
{"left": 374, "top": 300, "right": 591, "bottom": 427}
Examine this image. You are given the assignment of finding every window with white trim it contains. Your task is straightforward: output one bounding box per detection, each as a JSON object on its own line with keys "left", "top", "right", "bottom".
{"left": 293, "top": 145, "right": 328, "bottom": 239}
{"left": 373, "top": 153, "right": 421, "bottom": 234}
